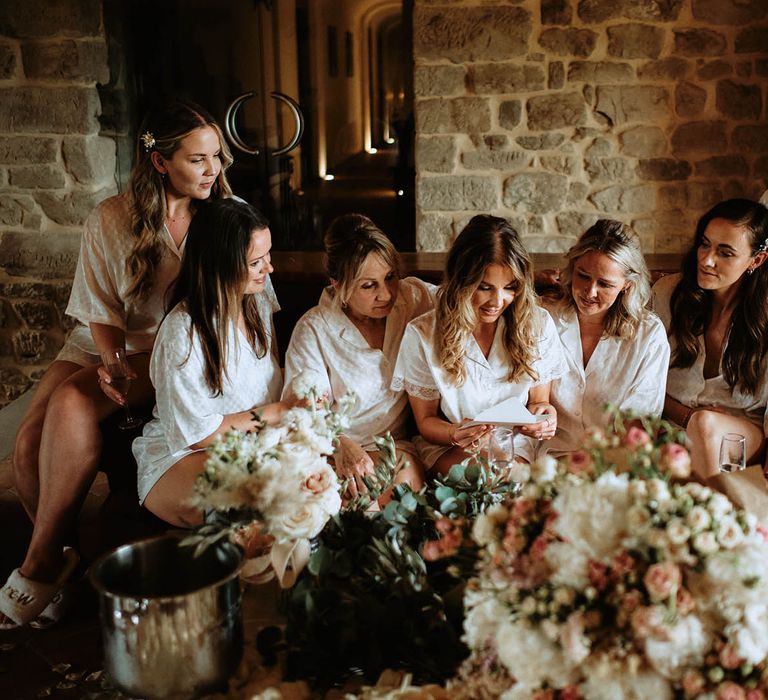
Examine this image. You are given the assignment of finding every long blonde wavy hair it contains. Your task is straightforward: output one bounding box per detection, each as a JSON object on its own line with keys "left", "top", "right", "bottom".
{"left": 436, "top": 215, "right": 540, "bottom": 386}
{"left": 126, "top": 99, "right": 233, "bottom": 301}
{"left": 559, "top": 219, "right": 651, "bottom": 340}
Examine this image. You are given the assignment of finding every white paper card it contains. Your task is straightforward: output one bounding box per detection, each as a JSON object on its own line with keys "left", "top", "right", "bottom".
{"left": 466, "top": 397, "right": 548, "bottom": 427}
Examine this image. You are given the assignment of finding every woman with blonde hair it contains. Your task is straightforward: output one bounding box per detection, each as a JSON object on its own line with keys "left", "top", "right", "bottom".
{"left": 542, "top": 219, "right": 669, "bottom": 457}
{"left": 2, "top": 99, "right": 233, "bottom": 629}
{"left": 653, "top": 198, "right": 768, "bottom": 477}
{"left": 284, "top": 213, "right": 431, "bottom": 500}
{"left": 392, "top": 215, "right": 563, "bottom": 476}
{"left": 134, "top": 199, "right": 293, "bottom": 526}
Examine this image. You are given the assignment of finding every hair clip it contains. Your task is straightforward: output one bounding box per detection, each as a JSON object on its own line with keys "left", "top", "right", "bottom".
{"left": 140, "top": 131, "right": 156, "bottom": 152}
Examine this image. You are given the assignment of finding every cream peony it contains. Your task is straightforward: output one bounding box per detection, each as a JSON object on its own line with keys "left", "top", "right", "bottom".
{"left": 552, "top": 472, "right": 631, "bottom": 561}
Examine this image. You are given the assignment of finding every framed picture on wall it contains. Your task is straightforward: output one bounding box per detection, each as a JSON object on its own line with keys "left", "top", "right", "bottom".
{"left": 327, "top": 26, "right": 338, "bottom": 77}
{"left": 345, "top": 31, "right": 353, "bottom": 77}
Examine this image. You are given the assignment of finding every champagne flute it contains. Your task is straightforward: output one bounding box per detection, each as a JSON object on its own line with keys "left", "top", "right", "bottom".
{"left": 719, "top": 432, "right": 746, "bottom": 473}
{"left": 487, "top": 427, "right": 516, "bottom": 474}
{"left": 101, "top": 348, "right": 142, "bottom": 430}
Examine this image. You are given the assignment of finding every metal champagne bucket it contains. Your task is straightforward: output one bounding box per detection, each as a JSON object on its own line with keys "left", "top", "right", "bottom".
{"left": 89, "top": 532, "right": 244, "bottom": 699}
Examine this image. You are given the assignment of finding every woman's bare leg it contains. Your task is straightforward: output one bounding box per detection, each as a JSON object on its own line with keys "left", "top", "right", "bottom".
{"left": 19, "top": 354, "right": 153, "bottom": 583}
{"left": 686, "top": 410, "right": 765, "bottom": 479}
{"left": 369, "top": 448, "right": 425, "bottom": 505}
{"left": 143, "top": 451, "right": 208, "bottom": 528}
{"left": 432, "top": 446, "right": 475, "bottom": 478}
{"left": 11, "top": 361, "right": 82, "bottom": 519}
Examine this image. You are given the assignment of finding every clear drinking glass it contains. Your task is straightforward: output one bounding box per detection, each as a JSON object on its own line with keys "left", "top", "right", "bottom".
{"left": 719, "top": 432, "right": 746, "bottom": 473}
{"left": 487, "top": 427, "right": 516, "bottom": 474}
{"left": 101, "top": 348, "right": 142, "bottom": 430}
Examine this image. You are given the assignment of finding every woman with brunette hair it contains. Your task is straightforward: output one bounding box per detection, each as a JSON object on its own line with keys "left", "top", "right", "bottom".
{"left": 133, "top": 198, "right": 293, "bottom": 527}
{"left": 283, "top": 213, "right": 431, "bottom": 500}
{"left": 542, "top": 219, "right": 669, "bottom": 457}
{"left": 1, "top": 99, "right": 233, "bottom": 629}
{"left": 392, "top": 215, "right": 563, "bottom": 476}
{"left": 653, "top": 198, "right": 768, "bottom": 477}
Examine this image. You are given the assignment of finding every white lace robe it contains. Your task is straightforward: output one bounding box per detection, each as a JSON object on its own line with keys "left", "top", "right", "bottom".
{"left": 133, "top": 288, "right": 282, "bottom": 503}
{"left": 283, "top": 277, "right": 436, "bottom": 452}
{"left": 652, "top": 273, "right": 768, "bottom": 434}
{"left": 391, "top": 306, "right": 565, "bottom": 466}
{"left": 543, "top": 302, "right": 670, "bottom": 458}
{"left": 62, "top": 193, "right": 184, "bottom": 365}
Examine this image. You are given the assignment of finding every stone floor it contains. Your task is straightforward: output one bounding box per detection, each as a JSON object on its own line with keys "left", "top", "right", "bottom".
{"left": 0, "top": 455, "right": 285, "bottom": 700}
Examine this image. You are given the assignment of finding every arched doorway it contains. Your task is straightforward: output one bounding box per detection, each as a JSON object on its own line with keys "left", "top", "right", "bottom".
{"left": 119, "top": 0, "right": 414, "bottom": 250}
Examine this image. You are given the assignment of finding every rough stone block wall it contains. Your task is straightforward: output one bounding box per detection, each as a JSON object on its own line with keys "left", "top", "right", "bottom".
{"left": 0, "top": 0, "right": 118, "bottom": 407}
{"left": 413, "top": 0, "right": 768, "bottom": 253}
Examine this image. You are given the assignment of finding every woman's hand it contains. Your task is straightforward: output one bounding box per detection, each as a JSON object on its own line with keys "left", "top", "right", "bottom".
{"left": 448, "top": 419, "right": 493, "bottom": 450}
{"left": 519, "top": 402, "right": 557, "bottom": 440}
{"left": 97, "top": 363, "right": 136, "bottom": 406}
{"left": 335, "top": 435, "right": 375, "bottom": 499}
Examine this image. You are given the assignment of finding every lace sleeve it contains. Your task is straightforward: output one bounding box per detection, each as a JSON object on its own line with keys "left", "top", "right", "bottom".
{"left": 391, "top": 376, "right": 441, "bottom": 401}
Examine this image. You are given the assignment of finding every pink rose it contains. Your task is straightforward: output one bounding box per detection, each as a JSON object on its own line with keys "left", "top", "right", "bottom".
{"left": 746, "top": 691, "right": 765, "bottom": 700}
{"left": 676, "top": 587, "right": 695, "bottom": 616}
{"left": 719, "top": 643, "right": 744, "bottom": 670}
{"left": 503, "top": 527, "right": 527, "bottom": 554}
{"left": 588, "top": 560, "right": 610, "bottom": 590}
{"left": 304, "top": 469, "right": 334, "bottom": 495}
{"left": 530, "top": 535, "right": 550, "bottom": 561}
{"left": 532, "top": 690, "right": 554, "bottom": 700}
{"left": 624, "top": 426, "right": 652, "bottom": 448}
{"left": 611, "top": 551, "right": 636, "bottom": 578}
{"left": 567, "top": 450, "right": 592, "bottom": 474}
{"left": 631, "top": 605, "right": 669, "bottom": 640}
{"left": 560, "top": 686, "right": 582, "bottom": 700}
{"left": 681, "top": 670, "right": 707, "bottom": 698}
{"left": 659, "top": 443, "right": 692, "bottom": 479}
{"left": 512, "top": 498, "right": 535, "bottom": 523}
{"left": 621, "top": 590, "right": 643, "bottom": 613}
{"left": 716, "top": 681, "right": 746, "bottom": 700}
{"left": 644, "top": 561, "right": 681, "bottom": 602}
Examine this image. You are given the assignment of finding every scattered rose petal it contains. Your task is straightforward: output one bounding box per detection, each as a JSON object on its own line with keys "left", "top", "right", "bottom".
{"left": 52, "top": 663, "right": 71, "bottom": 674}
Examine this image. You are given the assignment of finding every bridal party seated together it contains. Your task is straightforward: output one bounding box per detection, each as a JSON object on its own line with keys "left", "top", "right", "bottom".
{"left": 2, "top": 102, "right": 768, "bottom": 629}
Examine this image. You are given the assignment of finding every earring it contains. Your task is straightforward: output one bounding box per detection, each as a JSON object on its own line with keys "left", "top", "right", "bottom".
{"left": 748, "top": 267, "right": 755, "bottom": 275}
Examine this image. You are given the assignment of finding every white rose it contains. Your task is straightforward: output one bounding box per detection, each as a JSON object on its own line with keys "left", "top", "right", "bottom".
{"left": 487, "top": 503, "right": 509, "bottom": 523}
{"left": 521, "top": 596, "right": 537, "bottom": 615}
{"left": 693, "top": 531, "right": 719, "bottom": 555}
{"left": 530, "top": 455, "right": 558, "bottom": 484}
{"left": 629, "top": 480, "right": 648, "bottom": 499}
{"left": 508, "top": 462, "right": 531, "bottom": 484}
{"left": 628, "top": 505, "right": 652, "bottom": 530}
{"left": 647, "top": 529, "right": 669, "bottom": 551}
{"left": 541, "top": 618, "right": 560, "bottom": 641}
{"left": 707, "top": 492, "right": 733, "bottom": 520}
{"left": 554, "top": 587, "right": 576, "bottom": 607}
{"left": 666, "top": 518, "right": 691, "bottom": 546}
{"left": 289, "top": 369, "right": 326, "bottom": 400}
{"left": 716, "top": 515, "right": 745, "bottom": 549}
{"left": 257, "top": 425, "right": 288, "bottom": 451}
{"left": 647, "top": 479, "right": 671, "bottom": 504}
{"left": 472, "top": 514, "right": 497, "bottom": 546}
{"left": 270, "top": 500, "right": 333, "bottom": 540}
{"left": 686, "top": 506, "right": 712, "bottom": 531}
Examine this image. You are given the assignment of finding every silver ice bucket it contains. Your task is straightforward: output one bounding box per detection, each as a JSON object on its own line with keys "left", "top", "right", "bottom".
{"left": 89, "top": 532, "right": 244, "bottom": 699}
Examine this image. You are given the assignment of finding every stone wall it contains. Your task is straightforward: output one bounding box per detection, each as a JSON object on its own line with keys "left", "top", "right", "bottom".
{"left": 412, "top": 0, "right": 768, "bottom": 253}
{"left": 0, "top": 0, "right": 118, "bottom": 407}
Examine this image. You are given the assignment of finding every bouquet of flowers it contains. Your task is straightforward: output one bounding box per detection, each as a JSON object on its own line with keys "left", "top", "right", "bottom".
{"left": 185, "top": 371, "right": 355, "bottom": 580}
{"left": 459, "top": 418, "right": 768, "bottom": 700}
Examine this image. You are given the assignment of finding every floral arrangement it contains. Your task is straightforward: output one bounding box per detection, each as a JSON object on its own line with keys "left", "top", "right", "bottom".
{"left": 458, "top": 417, "right": 768, "bottom": 700}
{"left": 261, "top": 457, "right": 517, "bottom": 690}
{"left": 186, "top": 371, "right": 354, "bottom": 557}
